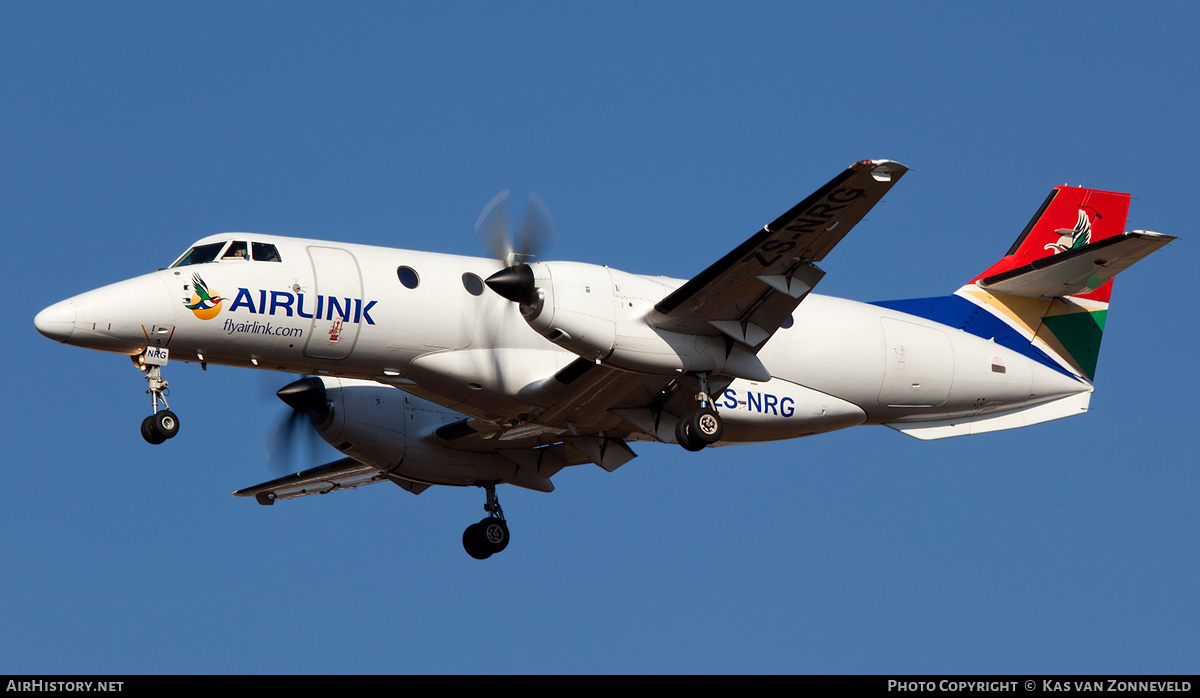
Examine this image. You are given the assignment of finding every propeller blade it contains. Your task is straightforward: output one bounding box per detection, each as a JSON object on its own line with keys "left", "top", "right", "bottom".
{"left": 476, "top": 190, "right": 554, "bottom": 268}
{"left": 476, "top": 189, "right": 513, "bottom": 265}
{"left": 516, "top": 191, "right": 555, "bottom": 261}
{"left": 263, "top": 376, "right": 328, "bottom": 475}
{"left": 264, "top": 408, "right": 306, "bottom": 475}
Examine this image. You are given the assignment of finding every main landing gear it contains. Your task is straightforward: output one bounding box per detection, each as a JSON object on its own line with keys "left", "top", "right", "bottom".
{"left": 675, "top": 372, "right": 724, "bottom": 452}
{"left": 462, "top": 484, "right": 510, "bottom": 560}
{"left": 134, "top": 352, "right": 180, "bottom": 445}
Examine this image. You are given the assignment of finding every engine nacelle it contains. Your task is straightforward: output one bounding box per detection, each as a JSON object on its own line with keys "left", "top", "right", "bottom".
{"left": 309, "top": 377, "right": 408, "bottom": 470}
{"left": 298, "top": 378, "right": 555, "bottom": 489}
{"left": 497, "top": 262, "right": 769, "bottom": 380}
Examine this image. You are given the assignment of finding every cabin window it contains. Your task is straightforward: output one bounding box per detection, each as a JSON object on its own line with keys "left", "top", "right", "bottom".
{"left": 397, "top": 266, "right": 420, "bottom": 289}
{"left": 170, "top": 242, "right": 225, "bottom": 268}
{"left": 222, "top": 241, "right": 249, "bottom": 260}
{"left": 462, "top": 272, "right": 484, "bottom": 296}
{"left": 252, "top": 242, "right": 282, "bottom": 262}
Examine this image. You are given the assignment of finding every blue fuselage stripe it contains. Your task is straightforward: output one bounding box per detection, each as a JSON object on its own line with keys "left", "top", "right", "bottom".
{"left": 869, "top": 295, "right": 1073, "bottom": 377}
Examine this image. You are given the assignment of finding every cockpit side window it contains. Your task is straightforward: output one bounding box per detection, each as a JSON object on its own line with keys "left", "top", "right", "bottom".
{"left": 222, "top": 240, "right": 249, "bottom": 260}
{"left": 170, "top": 242, "right": 225, "bottom": 268}
{"left": 252, "top": 242, "right": 282, "bottom": 262}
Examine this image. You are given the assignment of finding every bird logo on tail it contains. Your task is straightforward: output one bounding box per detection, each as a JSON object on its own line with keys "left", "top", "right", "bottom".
{"left": 1044, "top": 209, "right": 1093, "bottom": 254}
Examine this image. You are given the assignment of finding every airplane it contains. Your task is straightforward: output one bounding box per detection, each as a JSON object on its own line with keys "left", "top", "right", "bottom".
{"left": 33, "top": 159, "right": 1175, "bottom": 559}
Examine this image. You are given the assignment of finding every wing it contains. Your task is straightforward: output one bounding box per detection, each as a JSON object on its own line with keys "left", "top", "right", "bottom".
{"left": 232, "top": 457, "right": 430, "bottom": 504}
{"left": 445, "top": 161, "right": 908, "bottom": 465}
{"left": 651, "top": 159, "right": 906, "bottom": 347}
{"left": 428, "top": 358, "right": 696, "bottom": 471}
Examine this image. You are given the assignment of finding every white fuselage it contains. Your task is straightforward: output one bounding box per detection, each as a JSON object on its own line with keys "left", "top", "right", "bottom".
{"left": 36, "top": 233, "right": 1089, "bottom": 445}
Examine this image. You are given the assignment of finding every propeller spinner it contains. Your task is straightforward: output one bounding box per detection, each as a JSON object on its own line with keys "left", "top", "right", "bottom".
{"left": 476, "top": 190, "right": 554, "bottom": 307}
{"left": 484, "top": 264, "right": 538, "bottom": 305}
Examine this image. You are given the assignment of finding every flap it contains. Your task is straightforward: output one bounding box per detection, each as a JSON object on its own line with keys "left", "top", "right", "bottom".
{"left": 232, "top": 457, "right": 425, "bottom": 504}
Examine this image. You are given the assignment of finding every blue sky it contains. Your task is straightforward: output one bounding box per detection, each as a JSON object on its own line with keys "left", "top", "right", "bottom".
{"left": 3, "top": 2, "right": 1197, "bottom": 673}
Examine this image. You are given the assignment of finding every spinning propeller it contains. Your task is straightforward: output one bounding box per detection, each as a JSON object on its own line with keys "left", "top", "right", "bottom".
{"left": 476, "top": 189, "right": 555, "bottom": 268}
{"left": 263, "top": 376, "right": 330, "bottom": 475}
{"left": 476, "top": 190, "right": 554, "bottom": 304}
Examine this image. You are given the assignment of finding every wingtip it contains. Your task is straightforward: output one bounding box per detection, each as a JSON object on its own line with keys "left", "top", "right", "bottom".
{"left": 854, "top": 159, "right": 908, "bottom": 182}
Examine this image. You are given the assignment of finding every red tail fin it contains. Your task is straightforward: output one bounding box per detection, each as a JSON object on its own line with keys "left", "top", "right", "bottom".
{"left": 971, "top": 186, "right": 1130, "bottom": 303}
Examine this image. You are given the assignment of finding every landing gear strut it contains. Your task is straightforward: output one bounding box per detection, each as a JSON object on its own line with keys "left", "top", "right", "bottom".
{"left": 462, "top": 484, "right": 510, "bottom": 560}
{"left": 675, "top": 372, "right": 723, "bottom": 452}
{"left": 134, "top": 352, "right": 180, "bottom": 445}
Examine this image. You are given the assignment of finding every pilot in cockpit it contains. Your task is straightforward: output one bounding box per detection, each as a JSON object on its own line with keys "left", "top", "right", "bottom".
{"left": 222, "top": 241, "right": 249, "bottom": 260}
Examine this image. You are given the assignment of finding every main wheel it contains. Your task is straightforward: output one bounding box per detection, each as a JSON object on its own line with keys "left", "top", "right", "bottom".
{"left": 463, "top": 523, "right": 492, "bottom": 560}
{"left": 480, "top": 518, "right": 509, "bottom": 554}
{"left": 675, "top": 415, "right": 706, "bottom": 452}
{"left": 692, "top": 407, "right": 723, "bottom": 444}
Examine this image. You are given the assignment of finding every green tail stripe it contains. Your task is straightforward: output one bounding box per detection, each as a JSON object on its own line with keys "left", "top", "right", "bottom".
{"left": 1042, "top": 309, "right": 1107, "bottom": 380}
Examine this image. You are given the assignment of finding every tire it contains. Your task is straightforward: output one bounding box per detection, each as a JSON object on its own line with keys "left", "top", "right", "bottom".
{"left": 480, "top": 518, "right": 509, "bottom": 554}
{"left": 675, "top": 415, "right": 706, "bottom": 452}
{"left": 152, "top": 410, "right": 180, "bottom": 440}
{"left": 141, "top": 415, "right": 165, "bottom": 445}
{"left": 692, "top": 407, "right": 723, "bottom": 444}
{"left": 463, "top": 523, "right": 492, "bottom": 560}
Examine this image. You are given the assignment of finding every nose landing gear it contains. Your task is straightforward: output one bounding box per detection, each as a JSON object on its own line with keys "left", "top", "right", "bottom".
{"left": 134, "top": 351, "right": 180, "bottom": 445}
{"left": 462, "top": 484, "right": 510, "bottom": 560}
{"left": 140, "top": 408, "right": 179, "bottom": 445}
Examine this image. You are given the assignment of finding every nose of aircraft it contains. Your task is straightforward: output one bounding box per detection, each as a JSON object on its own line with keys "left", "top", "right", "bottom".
{"left": 34, "top": 299, "right": 77, "bottom": 342}
{"left": 34, "top": 274, "right": 177, "bottom": 353}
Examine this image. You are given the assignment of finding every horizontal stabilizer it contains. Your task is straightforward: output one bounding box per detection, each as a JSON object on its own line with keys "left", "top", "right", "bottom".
{"left": 977, "top": 231, "right": 1175, "bottom": 298}
{"left": 884, "top": 392, "right": 1090, "bottom": 440}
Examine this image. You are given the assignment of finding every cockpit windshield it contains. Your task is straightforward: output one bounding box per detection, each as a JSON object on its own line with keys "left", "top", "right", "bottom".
{"left": 170, "top": 240, "right": 284, "bottom": 267}
{"left": 253, "top": 242, "right": 282, "bottom": 262}
{"left": 170, "top": 242, "right": 225, "bottom": 268}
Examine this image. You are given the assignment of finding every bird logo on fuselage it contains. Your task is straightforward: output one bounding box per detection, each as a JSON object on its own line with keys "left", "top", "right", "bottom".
{"left": 184, "top": 273, "right": 225, "bottom": 320}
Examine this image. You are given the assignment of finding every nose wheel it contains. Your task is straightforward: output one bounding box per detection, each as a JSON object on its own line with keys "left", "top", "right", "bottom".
{"left": 134, "top": 352, "right": 181, "bottom": 445}
{"left": 140, "top": 410, "right": 179, "bottom": 445}
{"left": 463, "top": 484, "right": 510, "bottom": 559}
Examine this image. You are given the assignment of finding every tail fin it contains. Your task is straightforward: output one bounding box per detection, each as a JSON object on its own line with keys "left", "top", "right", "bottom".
{"left": 970, "top": 186, "right": 1131, "bottom": 302}
{"left": 875, "top": 185, "right": 1172, "bottom": 383}
{"left": 955, "top": 186, "right": 1172, "bottom": 381}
